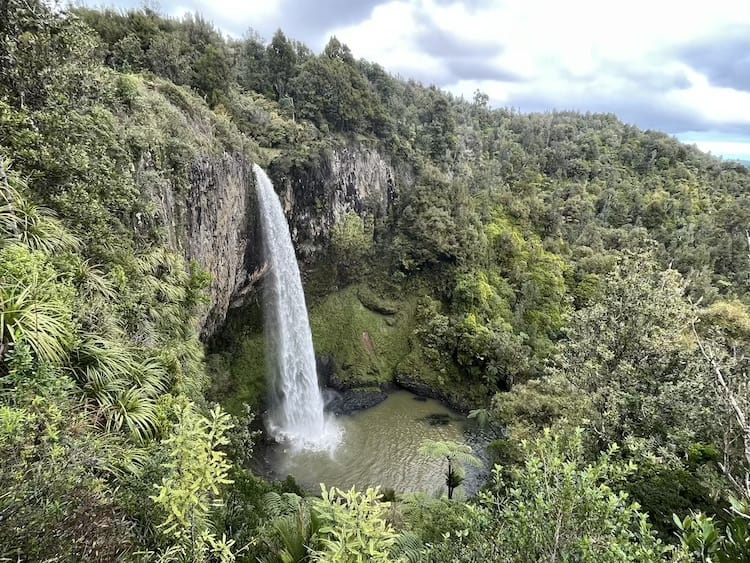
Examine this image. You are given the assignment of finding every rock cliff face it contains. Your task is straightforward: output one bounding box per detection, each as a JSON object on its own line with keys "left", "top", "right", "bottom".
{"left": 145, "top": 145, "right": 398, "bottom": 339}
{"left": 270, "top": 146, "right": 399, "bottom": 261}
{"left": 143, "top": 152, "right": 261, "bottom": 338}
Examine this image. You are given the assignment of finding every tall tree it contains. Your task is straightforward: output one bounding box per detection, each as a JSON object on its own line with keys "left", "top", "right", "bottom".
{"left": 266, "top": 29, "right": 297, "bottom": 100}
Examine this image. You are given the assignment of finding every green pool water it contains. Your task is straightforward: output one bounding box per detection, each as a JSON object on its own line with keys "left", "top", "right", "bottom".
{"left": 258, "top": 390, "right": 470, "bottom": 496}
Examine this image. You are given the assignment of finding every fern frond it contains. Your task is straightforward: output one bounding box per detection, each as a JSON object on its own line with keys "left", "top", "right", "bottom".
{"left": 392, "top": 531, "right": 425, "bottom": 563}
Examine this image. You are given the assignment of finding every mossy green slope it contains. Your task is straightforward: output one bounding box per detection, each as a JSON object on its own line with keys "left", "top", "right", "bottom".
{"left": 309, "top": 285, "right": 416, "bottom": 388}
{"left": 208, "top": 284, "right": 417, "bottom": 414}
{"left": 207, "top": 332, "right": 266, "bottom": 416}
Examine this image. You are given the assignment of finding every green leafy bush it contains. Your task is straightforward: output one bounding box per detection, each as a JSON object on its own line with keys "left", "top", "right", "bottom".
{"left": 311, "top": 485, "right": 400, "bottom": 562}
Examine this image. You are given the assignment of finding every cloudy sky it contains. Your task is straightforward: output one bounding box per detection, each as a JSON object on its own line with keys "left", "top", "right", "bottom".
{"left": 83, "top": 0, "right": 750, "bottom": 160}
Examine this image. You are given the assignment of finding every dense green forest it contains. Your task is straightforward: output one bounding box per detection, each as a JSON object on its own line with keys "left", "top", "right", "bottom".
{"left": 1, "top": 1, "right": 749, "bottom": 560}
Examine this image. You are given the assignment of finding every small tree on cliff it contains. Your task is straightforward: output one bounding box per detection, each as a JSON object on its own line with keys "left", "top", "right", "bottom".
{"left": 419, "top": 439, "right": 482, "bottom": 499}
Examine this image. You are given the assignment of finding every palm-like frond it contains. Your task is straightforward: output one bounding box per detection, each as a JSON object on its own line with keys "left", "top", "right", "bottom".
{"left": 13, "top": 197, "right": 80, "bottom": 253}
{"left": 137, "top": 247, "right": 190, "bottom": 307}
{"left": 0, "top": 159, "right": 79, "bottom": 252}
{"left": 75, "top": 293, "right": 124, "bottom": 337}
{"left": 100, "top": 386, "right": 157, "bottom": 443}
{"left": 94, "top": 440, "right": 149, "bottom": 479}
{"left": 0, "top": 159, "right": 24, "bottom": 245}
{"left": 273, "top": 514, "right": 312, "bottom": 563}
{"left": 418, "top": 439, "right": 483, "bottom": 467}
{"left": 261, "top": 492, "right": 313, "bottom": 563}
{"left": 73, "top": 335, "right": 139, "bottom": 387}
{"left": 0, "top": 278, "right": 73, "bottom": 365}
{"left": 72, "top": 335, "right": 169, "bottom": 441}
{"left": 73, "top": 335, "right": 171, "bottom": 396}
{"left": 0, "top": 202, "right": 20, "bottom": 246}
{"left": 80, "top": 364, "right": 121, "bottom": 404}
{"left": 123, "top": 307, "right": 158, "bottom": 347}
{"left": 71, "top": 259, "right": 117, "bottom": 300}
{"left": 134, "top": 355, "right": 171, "bottom": 396}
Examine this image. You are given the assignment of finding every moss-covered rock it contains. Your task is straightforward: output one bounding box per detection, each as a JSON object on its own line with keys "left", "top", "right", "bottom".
{"left": 209, "top": 282, "right": 492, "bottom": 416}
{"left": 394, "top": 347, "right": 489, "bottom": 413}
{"left": 206, "top": 333, "right": 266, "bottom": 416}
{"left": 206, "top": 302, "right": 267, "bottom": 416}
{"left": 356, "top": 286, "right": 399, "bottom": 315}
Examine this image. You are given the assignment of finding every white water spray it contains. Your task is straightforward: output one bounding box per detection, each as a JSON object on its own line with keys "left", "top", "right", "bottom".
{"left": 253, "top": 164, "right": 339, "bottom": 451}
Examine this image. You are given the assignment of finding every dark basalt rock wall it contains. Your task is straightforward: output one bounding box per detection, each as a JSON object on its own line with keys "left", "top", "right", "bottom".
{"left": 143, "top": 152, "right": 261, "bottom": 338}
{"left": 145, "top": 145, "right": 400, "bottom": 339}
{"left": 269, "top": 146, "right": 401, "bottom": 261}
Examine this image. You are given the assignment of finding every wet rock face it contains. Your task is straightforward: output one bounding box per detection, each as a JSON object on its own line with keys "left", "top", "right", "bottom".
{"left": 145, "top": 145, "right": 399, "bottom": 340}
{"left": 144, "top": 153, "right": 262, "bottom": 338}
{"left": 325, "top": 388, "right": 388, "bottom": 415}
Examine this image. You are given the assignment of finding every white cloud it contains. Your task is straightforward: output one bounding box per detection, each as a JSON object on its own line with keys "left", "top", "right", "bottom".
{"left": 666, "top": 69, "right": 750, "bottom": 127}
{"left": 677, "top": 132, "right": 750, "bottom": 160}
{"left": 329, "top": 0, "right": 750, "bottom": 137}
{"left": 202, "top": 0, "right": 280, "bottom": 21}
{"left": 166, "top": 0, "right": 282, "bottom": 37}
{"left": 332, "top": 2, "right": 441, "bottom": 80}
{"left": 692, "top": 141, "right": 750, "bottom": 159}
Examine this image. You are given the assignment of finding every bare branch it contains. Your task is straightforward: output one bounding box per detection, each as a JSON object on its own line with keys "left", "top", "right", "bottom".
{"left": 691, "top": 320, "right": 750, "bottom": 499}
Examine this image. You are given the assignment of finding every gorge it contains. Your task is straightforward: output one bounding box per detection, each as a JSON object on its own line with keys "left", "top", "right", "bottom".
{"left": 253, "top": 163, "right": 475, "bottom": 490}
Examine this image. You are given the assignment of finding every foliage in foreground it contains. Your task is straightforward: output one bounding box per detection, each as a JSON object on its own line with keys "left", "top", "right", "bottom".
{"left": 490, "top": 253, "right": 750, "bottom": 556}
{"left": 312, "top": 485, "right": 402, "bottom": 562}
{"left": 407, "top": 431, "right": 678, "bottom": 562}
{"left": 244, "top": 431, "right": 747, "bottom": 563}
{"left": 0, "top": 95, "right": 238, "bottom": 563}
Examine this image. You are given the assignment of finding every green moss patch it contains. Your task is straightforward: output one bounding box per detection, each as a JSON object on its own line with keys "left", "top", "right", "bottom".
{"left": 209, "top": 284, "right": 491, "bottom": 415}
{"left": 394, "top": 346, "right": 492, "bottom": 412}
{"left": 309, "top": 285, "right": 416, "bottom": 388}
{"left": 207, "top": 333, "right": 266, "bottom": 416}
{"left": 356, "top": 286, "right": 399, "bottom": 315}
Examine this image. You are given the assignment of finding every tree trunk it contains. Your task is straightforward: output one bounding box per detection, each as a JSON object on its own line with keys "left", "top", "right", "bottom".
{"left": 447, "top": 458, "right": 453, "bottom": 500}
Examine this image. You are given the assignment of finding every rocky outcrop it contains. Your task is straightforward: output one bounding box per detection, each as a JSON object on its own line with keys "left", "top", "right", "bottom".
{"left": 270, "top": 146, "right": 400, "bottom": 260}
{"left": 142, "top": 152, "right": 262, "bottom": 338}
{"left": 325, "top": 388, "right": 388, "bottom": 415}
{"left": 394, "top": 371, "right": 472, "bottom": 414}
{"left": 317, "top": 355, "right": 388, "bottom": 414}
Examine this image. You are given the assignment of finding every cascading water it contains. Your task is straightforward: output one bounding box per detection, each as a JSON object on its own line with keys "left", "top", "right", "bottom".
{"left": 253, "top": 164, "right": 340, "bottom": 451}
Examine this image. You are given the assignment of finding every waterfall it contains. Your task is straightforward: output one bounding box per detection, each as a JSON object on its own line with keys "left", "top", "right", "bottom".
{"left": 253, "top": 164, "right": 340, "bottom": 451}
